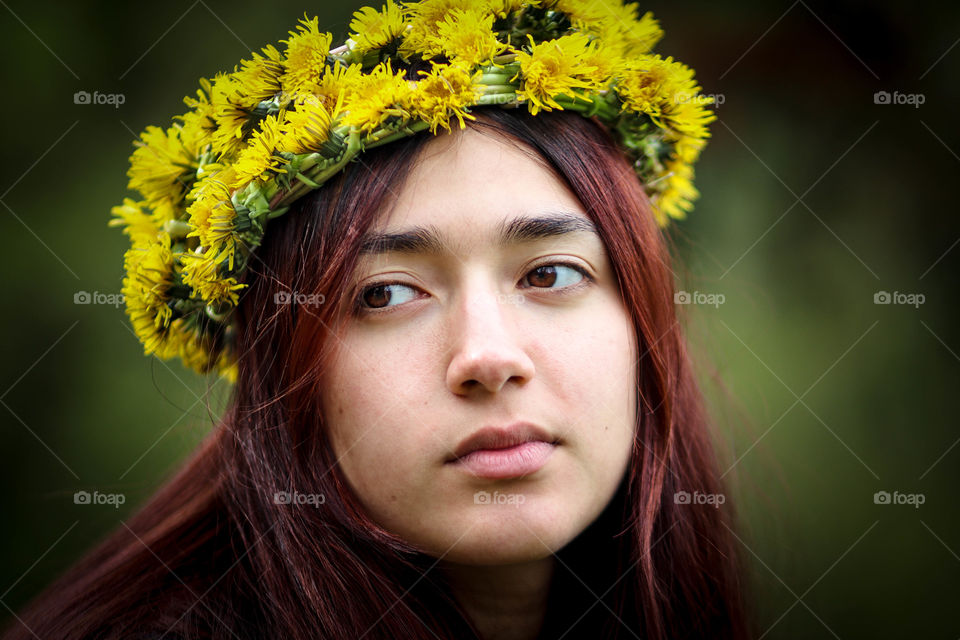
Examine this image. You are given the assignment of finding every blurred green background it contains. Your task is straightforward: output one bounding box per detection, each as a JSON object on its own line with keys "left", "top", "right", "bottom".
{"left": 1, "top": 1, "right": 957, "bottom": 637}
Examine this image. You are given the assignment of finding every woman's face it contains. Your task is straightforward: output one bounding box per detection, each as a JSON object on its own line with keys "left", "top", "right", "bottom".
{"left": 320, "top": 126, "right": 637, "bottom": 564}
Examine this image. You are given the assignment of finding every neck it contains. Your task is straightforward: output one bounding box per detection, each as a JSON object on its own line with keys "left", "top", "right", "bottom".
{"left": 440, "top": 555, "right": 556, "bottom": 640}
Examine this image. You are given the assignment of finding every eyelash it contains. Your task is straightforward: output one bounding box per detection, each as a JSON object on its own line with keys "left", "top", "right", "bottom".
{"left": 352, "top": 260, "right": 594, "bottom": 316}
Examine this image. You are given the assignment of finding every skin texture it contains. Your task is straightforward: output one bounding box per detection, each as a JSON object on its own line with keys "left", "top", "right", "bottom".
{"left": 320, "top": 125, "right": 638, "bottom": 639}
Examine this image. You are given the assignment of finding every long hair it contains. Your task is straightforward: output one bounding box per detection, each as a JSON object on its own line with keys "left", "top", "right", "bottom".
{"left": 3, "top": 107, "right": 754, "bottom": 639}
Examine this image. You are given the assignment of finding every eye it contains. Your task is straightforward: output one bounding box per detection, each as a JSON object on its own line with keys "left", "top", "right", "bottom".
{"left": 520, "top": 262, "right": 590, "bottom": 290}
{"left": 355, "top": 282, "right": 420, "bottom": 313}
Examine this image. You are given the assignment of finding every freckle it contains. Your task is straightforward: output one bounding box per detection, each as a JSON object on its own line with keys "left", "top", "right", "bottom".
{"left": 389, "top": 495, "right": 398, "bottom": 502}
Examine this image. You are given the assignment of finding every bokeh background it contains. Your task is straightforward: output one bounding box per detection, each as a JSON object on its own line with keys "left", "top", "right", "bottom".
{"left": 1, "top": 1, "right": 957, "bottom": 637}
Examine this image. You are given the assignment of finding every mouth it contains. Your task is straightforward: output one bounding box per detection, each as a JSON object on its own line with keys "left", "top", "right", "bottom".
{"left": 446, "top": 422, "right": 559, "bottom": 480}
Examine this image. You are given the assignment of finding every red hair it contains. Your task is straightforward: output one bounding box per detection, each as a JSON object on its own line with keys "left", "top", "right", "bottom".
{"left": 3, "top": 108, "right": 754, "bottom": 639}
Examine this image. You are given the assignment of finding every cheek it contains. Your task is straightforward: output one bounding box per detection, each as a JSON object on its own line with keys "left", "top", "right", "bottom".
{"left": 534, "top": 300, "right": 637, "bottom": 472}
{"left": 320, "top": 336, "right": 438, "bottom": 515}
{"left": 536, "top": 298, "right": 637, "bottom": 416}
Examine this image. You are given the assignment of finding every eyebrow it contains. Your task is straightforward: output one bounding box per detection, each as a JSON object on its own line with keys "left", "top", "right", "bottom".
{"left": 358, "top": 211, "right": 599, "bottom": 256}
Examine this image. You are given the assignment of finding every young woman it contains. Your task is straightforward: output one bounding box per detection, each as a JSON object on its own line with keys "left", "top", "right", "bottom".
{"left": 4, "top": 3, "right": 753, "bottom": 639}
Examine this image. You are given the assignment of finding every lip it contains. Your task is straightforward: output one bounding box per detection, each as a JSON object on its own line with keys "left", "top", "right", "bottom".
{"left": 446, "top": 422, "right": 558, "bottom": 479}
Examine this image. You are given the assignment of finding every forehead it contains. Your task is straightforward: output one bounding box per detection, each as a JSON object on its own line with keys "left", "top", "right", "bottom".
{"left": 371, "top": 126, "right": 589, "bottom": 247}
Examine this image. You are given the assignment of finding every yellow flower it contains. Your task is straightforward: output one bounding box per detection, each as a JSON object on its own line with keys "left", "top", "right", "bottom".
{"left": 232, "top": 114, "right": 288, "bottom": 186}
{"left": 307, "top": 63, "right": 363, "bottom": 114}
{"left": 426, "top": 8, "right": 507, "bottom": 67}
{"left": 109, "top": 198, "right": 160, "bottom": 247}
{"left": 650, "top": 158, "right": 698, "bottom": 226}
{"left": 551, "top": 1, "right": 662, "bottom": 57}
{"left": 341, "top": 61, "right": 414, "bottom": 133}
{"left": 180, "top": 248, "right": 247, "bottom": 307}
{"left": 551, "top": 0, "right": 606, "bottom": 27}
{"left": 127, "top": 123, "right": 199, "bottom": 211}
{"left": 160, "top": 323, "right": 222, "bottom": 377}
{"left": 121, "top": 233, "right": 175, "bottom": 355}
{"left": 673, "top": 135, "right": 707, "bottom": 165}
{"left": 280, "top": 92, "right": 340, "bottom": 154}
{"left": 488, "top": 0, "right": 538, "bottom": 19}
{"left": 180, "top": 77, "right": 217, "bottom": 140}
{"left": 233, "top": 44, "right": 285, "bottom": 104}
{"left": 349, "top": 1, "right": 408, "bottom": 54}
{"left": 514, "top": 33, "right": 605, "bottom": 114}
{"left": 618, "top": 54, "right": 714, "bottom": 140}
{"left": 209, "top": 71, "right": 253, "bottom": 160}
{"left": 666, "top": 97, "right": 715, "bottom": 143}
{"left": 186, "top": 170, "right": 241, "bottom": 269}
{"left": 412, "top": 62, "right": 482, "bottom": 133}
{"left": 399, "top": 0, "right": 477, "bottom": 59}
{"left": 614, "top": 8, "right": 663, "bottom": 56}
{"left": 280, "top": 14, "right": 333, "bottom": 98}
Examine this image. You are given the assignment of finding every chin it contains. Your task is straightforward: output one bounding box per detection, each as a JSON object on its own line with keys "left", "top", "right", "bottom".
{"left": 426, "top": 506, "right": 583, "bottom": 564}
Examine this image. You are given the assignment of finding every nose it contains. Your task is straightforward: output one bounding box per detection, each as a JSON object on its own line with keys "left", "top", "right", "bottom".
{"left": 445, "top": 281, "right": 536, "bottom": 396}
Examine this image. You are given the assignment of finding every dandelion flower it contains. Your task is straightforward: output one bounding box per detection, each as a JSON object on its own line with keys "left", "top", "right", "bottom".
{"left": 514, "top": 33, "right": 604, "bottom": 115}
{"left": 121, "top": 233, "right": 175, "bottom": 354}
{"left": 487, "top": 0, "right": 537, "bottom": 19}
{"left": 412, "top": 62, "right": 482, "bottom": 133}
{"left": 618, "top": 54, "right": 714, "bottom": 140}
{"left": 232, "top": 114, "right": 288, "bottom": 186}
{"left": 186, "top": 171, "right": 241, "bottom": 269}
{"left": 127, "top": 124, "right": 199, "bottom": 211}
{"left": 341, "top": 61, "right": 414, "bottom": 134}
{"left": 233, "top": 44, "right": 285, "bottom": 103}
{"left": 428, "top": 8, "right": 507, "bottom": 67}
{"left": 280, "top": 93, "right": 339, "bottom": 154}
{"left": 281, "top": 14, "right": 333, "bottom": 98}
{"left": 399, "top": 0, "right": 476, "bottom": 59}
{"left": 180, "top": 248, "right": 247, "bottom": 307}
{"left": 349, "top": 1, "right": 407, "bottom": 54}
{"left": 109, "top": 198, "right": 159, "bottom": 247}
{"left": 650, "top": 158, "right": 697, "bottom": 226}
{"left": 554, "top": 1, "right": 663, "bottom": 56}
{"left": 209, "top": 72, "right": 255, "bottom": 160}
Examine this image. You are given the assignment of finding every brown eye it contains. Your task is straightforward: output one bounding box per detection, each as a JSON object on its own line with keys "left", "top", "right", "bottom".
{"left": 358, "top": 283, "right": 418, "bottom": 311}
{"left": 522, "top": 263, "right": 587, "bottom": 289}
{"left": 527, "top": 265, "right": 557, "bottom": 288}
{"left": 363, "top": 285, "right": 391, "bottom": 309}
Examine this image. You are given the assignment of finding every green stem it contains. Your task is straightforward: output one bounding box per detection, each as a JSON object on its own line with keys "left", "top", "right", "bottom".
{"left": 294, "top": 173, "right": 322, "bottom": 188}
{"left": 272, "top": 130, "right": 363, "bottom": 210}
{"left": 478, "top": 83, "right": 517, "bottom": 93}
{"left": 478, "top": 73, "right": 514, "bottom": 85}
{"left": 363, "top": 120, "right": 431, "bottom": 150}
{"left": 490, "top": 54, "right": 518, "bottom": 65}
{"left": 554, "top": 95, "right": 619, "bottom": 120}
